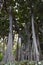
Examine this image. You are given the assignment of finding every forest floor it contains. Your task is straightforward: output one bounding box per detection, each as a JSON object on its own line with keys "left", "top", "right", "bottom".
{"left": 0, "top": 60, "right": 43, "bottom": 65}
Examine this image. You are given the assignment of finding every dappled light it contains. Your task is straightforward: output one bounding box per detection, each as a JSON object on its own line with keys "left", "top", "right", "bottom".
{"left": 0, "top": 0, "right": 43, "bottom": 65}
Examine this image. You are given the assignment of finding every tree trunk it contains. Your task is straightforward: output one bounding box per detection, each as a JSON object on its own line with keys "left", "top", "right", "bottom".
{"left": 31, "top": 14, "right": 39, "bottom": 62}
{"left": 3, "top": 7, "right": 14, "bottom": 63}
{"left": 18, "top": 35, "right": 21, "bottom": 61}
{"left": 20, "top": 35, "right": 24, "bottom": 61}
{"left": 36, "top": 35, "right": 40, "bottom": 60}
{"left": 25, "top": 24, "right": 31, "bottom": 60}
{"left": 7, "top": 7, "right": 14, "bottom": 63}
{"left": 16, "top": 40, "right": 19, "bottom": 61}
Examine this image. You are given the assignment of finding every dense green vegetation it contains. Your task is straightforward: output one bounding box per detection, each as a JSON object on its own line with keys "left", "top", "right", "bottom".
{"left": 0, "top": 52, "right": 3, "bottom": 61}
{"left": 0, "top": 60, "right": 43, "bottom": 65}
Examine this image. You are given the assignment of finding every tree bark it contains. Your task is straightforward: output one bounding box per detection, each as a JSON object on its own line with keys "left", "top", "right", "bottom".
{"left": 18, "top": 35, "right": 21, "bottom": 61}
{"left": 31, "top": 14, "right": 39, "bottom": 62}
{"left": 36, "top": 35, "right": 40, "bottom": 60}
{"left": 3, "top": 7, "right": 14, "bottom": 63}
{"left": 7, "top": 7, "right": 14, "bottom": 63}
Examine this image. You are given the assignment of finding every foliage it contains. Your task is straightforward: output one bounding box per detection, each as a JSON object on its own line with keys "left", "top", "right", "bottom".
{"left": 4, "top": 61, "right": 42, "bottom": 65}
{"left": 0, "top": 52, "right": 3, "bottom": 61}
{"left": 0, "top": 0, "right": 43, "bottom": 63}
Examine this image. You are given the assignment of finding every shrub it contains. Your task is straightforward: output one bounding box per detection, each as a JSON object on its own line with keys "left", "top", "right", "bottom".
{"left": 4, "top": 60, "right": 42, "bottom": 65}
{"left": 0, "top": 52, "right": 3, "bottom": 61}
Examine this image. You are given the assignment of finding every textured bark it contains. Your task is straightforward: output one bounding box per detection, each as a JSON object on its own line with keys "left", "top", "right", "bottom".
{"left": 36, "top": 35, "right": 40, "bottom": 60}
{"left": 3, "top": 7, "right": 14, "bottom": 63}
{"left": 18, "top": 36, "right": 21, "bottom": 61}
{"left": 31, "top": 14, "right": 39, "bottom": 61}
{"left": 21, "top": 49, "right": 24, "bottom": 60}
{"left": 25, "top": 24, "right": 31, "bottom": 60}
{"left": 31, "top": 47, "right": 32, "bottom": 61}
{"left": 20, "top": 35, "right": 24, "bottom": 61}
{"left": 7, "top": 7, "right": 13, "bottom": 63}
{"left": 16, "top": 40, "right": 19, "bottom": 61}
{"left": 36, "top": 35, "right": 40, "bottom": 51}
